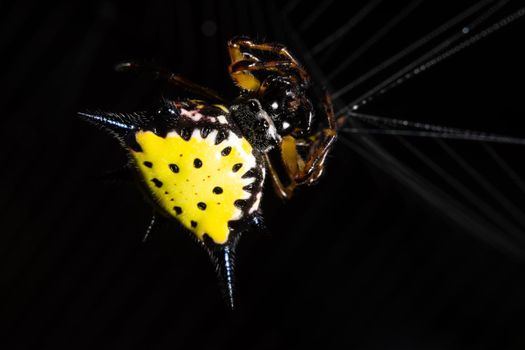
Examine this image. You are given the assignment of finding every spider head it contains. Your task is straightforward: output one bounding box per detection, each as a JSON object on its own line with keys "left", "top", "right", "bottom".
{"left": 258, "top": 75, "right": 314, "bottom": 139}
{"left": 230, "top": 98, "right": 280, "bottom": 153}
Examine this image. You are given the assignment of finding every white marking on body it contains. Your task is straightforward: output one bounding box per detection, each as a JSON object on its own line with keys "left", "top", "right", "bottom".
{"left": 249, "top": 192, "right": 262, "bottom": 214}
{"left": 267, "top": 123, "right": 279, "bottom": 142}
{"left": 249, "top": 168, "right": 265, "bottom": 214}
{"left": 217, "top": 115, "right": 228, "bottom": 124}
{"left": 191, "top": 128, "right": 202, "bottom": 140}
{"left": 166, "top": 130, "right": 180, "bottom": 138}
{"left": 259, "top": 112, "right": 281, "bottom": 152}
{"left": 180, "top": 108, "right": 203, "bottom": 121}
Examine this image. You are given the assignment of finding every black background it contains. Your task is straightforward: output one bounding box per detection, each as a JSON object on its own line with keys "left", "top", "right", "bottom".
{"left": 2, "top": 1, "right": 525, "bottom": 349}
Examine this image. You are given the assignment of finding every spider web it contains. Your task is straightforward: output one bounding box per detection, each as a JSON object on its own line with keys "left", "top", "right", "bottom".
{"left": 278, "top": 0, "right": 525, "bottom": 257}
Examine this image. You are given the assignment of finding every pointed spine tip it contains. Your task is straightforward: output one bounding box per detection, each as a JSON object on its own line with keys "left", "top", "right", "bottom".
{"left": 77, "top": 111, "right": 135, "bottom": 131}
{"left": 208, "top": 243, "right": 237, "bottom": 311}
{"left": 223, "top": 246, "right": 235, "bottom": 310}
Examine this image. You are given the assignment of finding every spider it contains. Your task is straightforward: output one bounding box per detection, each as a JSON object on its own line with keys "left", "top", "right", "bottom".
{"left": 78, "top": 36, "right": 337, "bottom": 308}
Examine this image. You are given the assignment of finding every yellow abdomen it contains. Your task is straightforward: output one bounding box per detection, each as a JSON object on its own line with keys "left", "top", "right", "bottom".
{"left": 131, "top": 128, "right": 259, "bottom": 245}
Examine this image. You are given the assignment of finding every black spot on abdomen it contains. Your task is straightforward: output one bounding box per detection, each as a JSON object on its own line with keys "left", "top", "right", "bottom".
{"left": 191, "top": 220, "right": 198, "bottom": 228}
{"left": 173, "top": 206, "right": 182, "bottom": 215}
{"left": 194, "top": 158, "right": 202, "bottom": 168}
{"left": 151, "top": 178, "right": 163, "bottom": 188}
{"left": 232, "top": 163, "right": 243, "bottom": 172}
{"left": 169, "top": 163, "right": 180, "bottom": 173}
{"left": 234, "top": 199, "right": 247, "bottom": 209}
{"left": 143, "top": 161, "right": 153, "bottom": 168}
{"left": 197, "top": 202, "right": 207, "bottom": 210}
{"left": 213, "top": 186, "right": 223, "bottom": 194}
{"left": 221, "top": 146, "right": 232, "bottom": 156}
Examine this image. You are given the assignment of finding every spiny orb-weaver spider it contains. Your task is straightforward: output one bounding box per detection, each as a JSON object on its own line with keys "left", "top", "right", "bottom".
{"left": 79, "top": 36, "right": 337, "bottom": 308}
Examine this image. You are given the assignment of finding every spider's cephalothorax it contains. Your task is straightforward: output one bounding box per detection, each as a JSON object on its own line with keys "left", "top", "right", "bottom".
{"left": 79, "top": 37, "right": 337, "bottom": 308}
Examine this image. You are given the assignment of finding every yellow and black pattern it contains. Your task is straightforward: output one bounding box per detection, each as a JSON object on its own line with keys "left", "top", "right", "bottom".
{"left": 130, "top": 126, "right": 261, "bottom": 245}
{"left": 79, "top": 37, "right": 335, "bottom": 308}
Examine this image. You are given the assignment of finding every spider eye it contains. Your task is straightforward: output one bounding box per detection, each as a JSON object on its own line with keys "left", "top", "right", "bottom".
{"left": 248, "top": 100, "right": 260, "bottom": 113}
{"left": 258, "top": 120, "right": 269, "bottom": 129}
{"left": 270, "top": 101, "right": 279, "bottom": 111}
{"left": 157, "top": 105, "right": 178, "bottom": 115}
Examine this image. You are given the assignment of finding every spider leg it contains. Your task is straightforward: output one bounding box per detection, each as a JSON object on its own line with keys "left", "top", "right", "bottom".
{"left": 116, "top": 61, "right": 226, "bottom": 102}
{"left": 227, "top": 37, "right": 310, "bottom": 91}
{"left": 229, "top": 60, "right": 309, "bottom": 90}
{"left": 228, "top": 37, "right": 304, "bottom": 68}
{"left": 294, "top": 92, "right": 338, "bottom": 185}
{"left": 266, "top": 92, "right": 337, "bottom": 200}
{"left": 264, "top": 153, "right": 295, "bottom": 200}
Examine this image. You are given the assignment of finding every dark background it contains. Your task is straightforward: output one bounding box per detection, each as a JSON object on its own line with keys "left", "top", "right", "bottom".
{"left": 2, "top": 1, "right": 525, "bottom": 349}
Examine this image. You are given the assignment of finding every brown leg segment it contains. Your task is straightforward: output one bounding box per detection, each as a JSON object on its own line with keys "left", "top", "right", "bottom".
{"left": 227, "top": 37, "right": 310, "bottom": 91}
{"left": 229, "top": 60, "right": 308, "bottom": 86}
{"left": 116, "top": 61, "right": 225, "bottom": 103}
{"left": 228, "top": 37, "right": 304, "bottom": 67}
{"left": 264, "top": 153, "right": 295, "bottom": 200}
